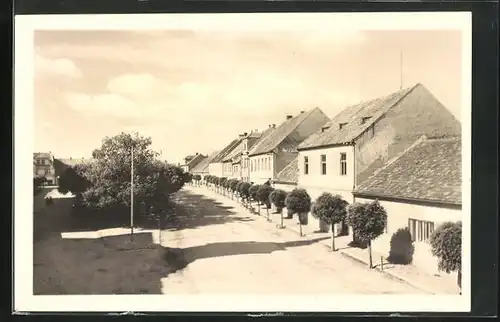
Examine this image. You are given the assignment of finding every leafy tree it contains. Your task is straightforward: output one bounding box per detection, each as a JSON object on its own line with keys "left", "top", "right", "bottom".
{"left": 270, "top": 189, "right": 287, "bottom": 228}
{"left": 92, "top": 149, "right": 103, "bottom": 159}
{"left": 346, "top": 200, "right": 387, "bottom": 268}
{"left": 248, "top": 184, "right": 262, "bottom": 213}
{"left": 219, "top": 177, "right": 227, "bottom": 195}
{"left": 257, "top": 185, "right": 274, "bottom": 221}
{"left": 387, "top": 227, "right": 414, "bottom": 265}
{"left": 57, "top": 164, "right": 91, "bottom": 195}
{"left": 429, "top": 221, "right": 462, "bottom": 292}
{"left": 285, "top": 188, "right": 312, "bottom": 236}
{"left": 311, "top": 193, "right": 348, "bottom": 251}
{"left": 239, "top": 182, "right": 251, "bottom": 206}
{"left": 75, "top": 132, "right": 186, "bottom": 222}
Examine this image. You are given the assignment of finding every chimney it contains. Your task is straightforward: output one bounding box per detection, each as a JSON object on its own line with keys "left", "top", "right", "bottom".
{"left": 244, "top": 132, "right": 248, "bottom": 136}
{"left": 300, "top": 110, "right": 305, "bottom": 114}
{"left": 196, "top": 152, "right": 199, "bottom": 155}
{"left": 272, "top": 124, "right": 276, "bottom": 128}
{"left": 268, "top": 124, "right": 272, "bottom": 128}
{"left": 286, "top": 115, "right": 293, "bottom": 120}
{"left": 238, "top": 133, "right": 245, "bottom": 139}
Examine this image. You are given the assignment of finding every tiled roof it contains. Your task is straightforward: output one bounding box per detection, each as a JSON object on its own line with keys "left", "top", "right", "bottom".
{"left": 222, "top": 140, "right": 245, "bottom": 163}
{"left": 186, "top": 154, "right": 206, "bottom": 167}
{"left": 275, "top": 156, "right": 299, "bottom": 183}
{"left": 354, "top": 137, "right": 462, "bottom": 205}
{"left": 211, "top": 139, "right": 241, "bottom": 163}
{"left": 249, "top": 107, "right": 324, "bottom": 156}
{"left": 298, "top": 85, "right": 417, "bottom": 150}
{"left": 191, "top": 150, "right": 220, "bottom": 173}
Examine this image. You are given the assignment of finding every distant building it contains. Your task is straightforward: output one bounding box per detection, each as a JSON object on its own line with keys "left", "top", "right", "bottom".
{"left": 33, "top": 152, "right": 56, "bottom": 185}
{"left": 208, "top": 139, "right": 241, "bottom": 178}
{"left": 272, "top": 155, "right": 298, "bottom": 192}
{"left": 248, "top": 107, "right": 330, "bottom": 184}
{"left": 181, "top": 153, "right": 206, "bottom": 173}
{"left": 190, "top": 150, "right": 221, "bottom": 180}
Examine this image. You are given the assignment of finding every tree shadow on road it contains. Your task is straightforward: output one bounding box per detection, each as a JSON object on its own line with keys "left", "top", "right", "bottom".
{"left": 57, "top": 191, "right": 254, "bottom": 233}
{"left": 162, "top": 236, "right": 331, "bottom": 275}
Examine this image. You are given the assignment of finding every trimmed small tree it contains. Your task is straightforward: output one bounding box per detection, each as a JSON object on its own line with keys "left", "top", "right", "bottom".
{"left": 311, "top": 193, "right": 348, "bottom": 251}
{"left": 429, "top": 221, "right": 462, "bottom": 293}
{"left": 239, "top": 182, "right": 252, "bottom": 207}
{"left": 248, "top": 184, "right": 261, "bottom": 213}
{"left": 257, "top": 185, "right": 274, "bottom": 221}
{"left": 346, "top": 200, "right": 387, "bottom": 268}
{"left": 235, "top": 181, "right": 243, "bottom": 202}
{"left": 269, "top": 189, "right": 287, "bottom": 228}
{"left": 218, "top": 177, "right": 227, "bottom": 194}
{"left": 285, "top": 188, "right": 312, "bottom": 236}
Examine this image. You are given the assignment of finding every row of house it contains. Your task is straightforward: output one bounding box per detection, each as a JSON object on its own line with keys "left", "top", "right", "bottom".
{"left": 186, "top": 83, "right": 463, "bottom": 277}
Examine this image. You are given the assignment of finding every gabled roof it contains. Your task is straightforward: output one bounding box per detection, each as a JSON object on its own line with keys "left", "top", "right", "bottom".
{"left": 211, "top": 139, "right": 241, "bottom": 163}
{"left": 249, "top": 107, "right": 325, "bottom": 156}
{"left": 222, "top": 140, "right": 246, "bottom": 163}
{"left": 354, "top": 137, "right": 462, "bottom": 205}
{"left": 191, "top": 150, "right": 220, "bottom": 173}
{"left": 274, "top": 156, "right": 299, "bottom": 184}
{"left": 186, "top": 153, "right": 206, "bottom": 167}
{"left": 298, "top": 85, "right": 417, "bottom": 150}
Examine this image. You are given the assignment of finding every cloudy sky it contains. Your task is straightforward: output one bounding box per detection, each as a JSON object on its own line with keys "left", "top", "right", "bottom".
{"left": 34, "top": 29, "right": 462, "bottom": 164}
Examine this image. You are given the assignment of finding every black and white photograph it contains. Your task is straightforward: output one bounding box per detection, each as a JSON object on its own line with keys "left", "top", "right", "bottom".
{"left": 15, "top": 12, "right": 472, "bottom": 312}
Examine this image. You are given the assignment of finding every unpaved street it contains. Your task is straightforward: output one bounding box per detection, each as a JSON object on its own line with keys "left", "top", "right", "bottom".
{"left": 33, "top": 186, "right": 424, "bottom": 295}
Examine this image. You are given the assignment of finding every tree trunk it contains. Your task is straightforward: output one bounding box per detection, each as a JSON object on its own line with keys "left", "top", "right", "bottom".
{"left": 368, "top": 239, "right": 373, "bottom": 268}
{"left": 299, "top": 223, "right": 303, "bottom": 236}
{"left": 458, "top": 270, "right": 462, "bottom": 294}
{"left": 266, "top": 206, "right": 270, "bottom": 221}
{"left": 331, "top": 223, "right": 336, "bottom": 251}
{"left": 258, "top": 203, "right": 261, "bottom": 215}
{"left": 280, "top": 210, "right": 284, "bottom": 228}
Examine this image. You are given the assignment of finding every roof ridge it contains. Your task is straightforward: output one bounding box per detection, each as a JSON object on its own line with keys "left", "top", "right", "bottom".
{"left": 357, "top": 135, "right": 428, "bottom": 188}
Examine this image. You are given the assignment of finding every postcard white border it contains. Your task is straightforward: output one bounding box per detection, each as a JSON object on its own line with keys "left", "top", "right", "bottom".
{"left": 14, "top": 12, "right": 472, "bottom": 312}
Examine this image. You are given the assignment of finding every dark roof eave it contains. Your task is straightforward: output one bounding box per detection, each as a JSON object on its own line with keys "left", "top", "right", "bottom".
{"left": 353, "top": 191, "right": 462, "bottom": 209}
{"left": 297, "top": 141, "right": 355, "bottom": 151}
{"left": 249, "top": 150, "right": 274, "bottom": 157}
{"left": 272, "top": 180, "right": 298, "bottom": 185}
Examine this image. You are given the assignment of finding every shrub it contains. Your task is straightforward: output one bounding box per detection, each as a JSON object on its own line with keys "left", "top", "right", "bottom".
{"left": 346, "top": 200, "right": 387, "bottom": 268}
{"left": 248, "top": 184, "right": 261, "bottom": 202}
{"left": 235, "top": 181, "right": 243, "bottom": 193}
{"left": 387, "top": 227, "right": 414, "bottom": 264}
{"left": 285, "top": 188, "right": 311, "bottom": 214}
{"left": 269, "top": 189, "right": 287, "bottom": 213}
{"left": 311, "top": 192, "right": 349, "bottom": 251}
{"left": 257, "top": 185, "right": 274, "bottom": 208}
{"left": 239, "top": 182, "right": 251, "bottom": 201}
{"left": 429, "top": 221, "right": 462, "bottom": 290}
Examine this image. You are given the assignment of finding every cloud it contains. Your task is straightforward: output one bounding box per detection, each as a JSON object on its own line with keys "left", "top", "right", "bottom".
{"left": 35, "top": 54, "right": 82, "bottom": 78}
{"left": 65, "top": 92, "right": 139, "bottom": 118}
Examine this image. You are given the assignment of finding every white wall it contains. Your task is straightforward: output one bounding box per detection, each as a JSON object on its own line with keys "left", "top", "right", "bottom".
{"left": 272, "top": 182, "right": 296, "bottom": 192}
{"left": 355, "top": 196, "right": 462, "bottom": 277}
{"left": 222, "top": 162, "right": 233, "bottom": 178}
{"left": 249, "top": 153, "right": 274, "bottom": 184}
{"left": 298, "top": 145, "right": 355, "bottom": 197}
{"left": 208, "top": 163, "right": 223, "bottom": 177}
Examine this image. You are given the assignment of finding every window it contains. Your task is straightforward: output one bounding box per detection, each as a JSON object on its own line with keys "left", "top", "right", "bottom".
{"left": 35, "top": 159, "right": 41, "bottom": 165}
{"left": 339, "top": 122, "right": 348, "bottom": 130}
{"left": 320, "top": 154, "right": 327, "bottom": 175}
{"left": 269, "top": 157, "right": 272, "bottom": 171}
{"left": 340, "top": 153, "right": 347, "bottom": 175}
{"left": 304, "top": 156, "right": 309, "bottom": 175}
{"left": 258, "top": 159, "right": 261, "bottom": 171}
{"left": 408, "top": 219, "right": 435, "bottom": 242}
